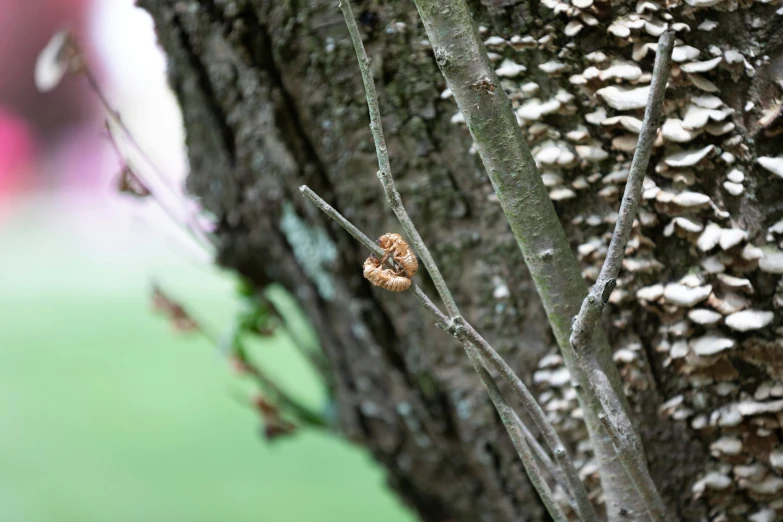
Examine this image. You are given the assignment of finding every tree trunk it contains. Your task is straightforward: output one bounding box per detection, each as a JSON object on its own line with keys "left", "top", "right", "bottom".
{"left": 139, "top": 0, "right": 783, "bottom": 520}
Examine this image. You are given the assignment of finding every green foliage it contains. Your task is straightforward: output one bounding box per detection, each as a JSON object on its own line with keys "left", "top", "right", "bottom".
{"left": 0, "top": 220, "right": 412, "bottom": 522}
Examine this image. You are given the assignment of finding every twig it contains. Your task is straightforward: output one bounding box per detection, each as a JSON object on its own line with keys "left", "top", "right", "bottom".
{"left": 242, "top": 355, "right": 329, "bottom": 428}
{"left": 569, "top": 32, "right": 676, "bottom": 522}
{"left": 189, "top": 309, "right": 326, "bottom": 430}
{"left": 300, "top": 185, "right": 448, "bottom": 323}
{"left": 465, "top": 343, "right": 568, "bottom": 522}
{"left": 454, "top": 320, "right": 597, "bottom": 521}
{"left": 300, "top": 186, "right": 381, "bottom": 256}
{"left": 330, "top": 4, "right": 599, "bottom": 517}
{"left": 106, "top": 128, "right": 215, "bottom": 256}
{"left": 84, "top": 67, "right": 215, "bottom": 253}
{"left": 300, "top": 186, "right": 451, "bottom": 325}
{"left": 221, "top": 325, "right": 329, "bottom": 429}
{"left": 585, "top": 356, "right": 668, "bottom": 522}
{"left": 300, "top": 184, "right": 597, "bottom": 522}
{"left": 337, "top": 0, "right": 459, "bottom": 319}
{"left": 515, "top": 413, "right": 571, "bottom": 496}
{"left": 84, "top": 68, "right": 180, "bottom": 196}
{"left": 570, "top": 31, "right": 675, "bottom": 353}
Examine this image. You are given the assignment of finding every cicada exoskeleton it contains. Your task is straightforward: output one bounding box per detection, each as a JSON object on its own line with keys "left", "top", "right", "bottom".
{"left": 363, "top": 255, "right": 412, "bottom": 292}
{"left": 377, "top": 233, "right": 418, "bottom": 277}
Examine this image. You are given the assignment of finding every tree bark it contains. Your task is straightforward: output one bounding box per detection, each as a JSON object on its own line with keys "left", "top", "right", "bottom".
{"left": 139, "top": 0, "right": 783, "bottom": 520}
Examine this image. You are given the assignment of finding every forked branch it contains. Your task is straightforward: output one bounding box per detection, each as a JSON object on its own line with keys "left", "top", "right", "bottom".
{"left": 570, "top": 32, "right": 676, "bottom": 522}
{"left": 301, "top": 185, "right": 595, "bottom": 522}
{"left": 323, "top": 1, "right": 622, "bottom": 519}
{"left": 570, "top": 31, "right": 675, "bottom": 354}
{"left": 466, "top": 343, "right": 568, "bottom": 522}
{"left": 409, "top": 0, "right": 667, "bottom": 516}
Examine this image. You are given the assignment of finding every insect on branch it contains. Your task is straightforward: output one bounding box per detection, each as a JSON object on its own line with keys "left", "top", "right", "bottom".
{"left": 337, "top": 0, "right": 459, "bottom": 320}
{"left": 300, "top": 185, "right": 594, "bottom": 522}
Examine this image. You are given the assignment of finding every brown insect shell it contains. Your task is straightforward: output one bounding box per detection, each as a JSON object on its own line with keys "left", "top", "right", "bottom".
{"left": 363, "top": 256, "right": 412, "bottom": 292}
{"left": 377, "top": 233, "right": 418, "bottom": 277}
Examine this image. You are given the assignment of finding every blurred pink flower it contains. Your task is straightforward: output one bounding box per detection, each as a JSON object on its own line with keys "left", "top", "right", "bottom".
{"left": 0, "top": 0, "right": 101, "bottom": 200}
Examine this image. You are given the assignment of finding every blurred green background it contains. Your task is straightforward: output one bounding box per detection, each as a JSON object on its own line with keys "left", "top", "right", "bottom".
{"left": 0, "top": 201, "right": 416, "bottom": 522}
{"left": 1, "top": 1, "right": 418, "bottom": 519}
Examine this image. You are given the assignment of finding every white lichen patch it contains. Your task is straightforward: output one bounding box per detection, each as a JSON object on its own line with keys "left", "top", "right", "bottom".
{"left": 680, "top": 56, "right": 723, "bottom": 73}
{"left": 760, "top": 248, "right": 783, "bottom": 274}
{"left": 599, "top": 61, "right": 643, "bottom": 82}
{"left": 719, "top": 228, "right": 748, "bottom": 250}
{"left": 688, "top": 73, "right": 719, "bottom": 93}
{"left": 575, "top": 144, "right": 609, "bottom": 161}
{"left": 539, "top": 61, "right": 569, "bottom": 75}
{"left": 723, "top": 181, "right": 743, "bottom": 196}
{"left": 672, "top": 190, "right": 711, "bottom": 207}
{"left": 550, "top": 187, "right": 577, "bottom": 201}
{"left": 698, "top": 223, "right": 723, "bottom": 251}
{"left": 672, "top": 45, "right": 701, "bottom": 62}
{"left": 279, "top": 202, "right": 337, "bottom": 300}
{"left": 688, "top": 308, "right": 722, "bottom": 325}
{"left": 637, "top": 283, "right": 665, "bottom": 301}
{"left": 692, "top": 471, "right": 732, "bottom": 494}
{"left": 662, "top": 119, "right": 701, "bottom": 142}
{"left": 460, "top": 8, "right": 783, "bottom": 517}
{"left": 710, "top": 436, "right": 743, "bottom": 456}
{"left": 517, "top": 98, "right": 562, "bottom": 121}
{"left": 602, "top": 115, "right": 643, "bottom": 133}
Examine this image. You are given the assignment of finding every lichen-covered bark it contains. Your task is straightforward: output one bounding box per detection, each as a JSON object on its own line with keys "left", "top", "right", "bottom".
{"left": 139, "top": 0, "right": 783, "bottom": 520}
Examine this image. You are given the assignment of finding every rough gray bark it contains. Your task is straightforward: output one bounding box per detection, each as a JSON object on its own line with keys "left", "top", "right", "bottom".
{"left": 139, "top": 0, "right": 783, "bottom": 520}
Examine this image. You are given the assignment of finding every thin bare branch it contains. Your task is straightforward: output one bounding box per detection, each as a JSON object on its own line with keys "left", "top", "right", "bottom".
{"left": 570, "top": 31, "right": 675, "bottom": 353}
{"left": 300, "top": 184, "right": 597, "bottom": 521}
{"left": 106, "top": 127, "right": 215, "bottom": 256}
{"left": 83, "top": 67, "right": 214, "bottom": 253}
{"left": 323, "top": 6, "right": 599, "bottom": 516}
{"left": 332, "top": 8, "right": 582, "bottom": 511}
{"left": 465, "top": 343, "right": 568, "bottom": 522}
{"left": 300, "top": 185, "right": 452, "bottom": 325}
{"left": 569, "top": 32, "right": 676, "bottom": 522}
{"left": 300, "top": 186, "right": 380, "bottom": 255}
{"left": 337, "top": 0, "right": 459, "bottom": 319}
{"left": 241, "top": 354, "right": 329, "bottom": 429}
{"left": 85, "top": 68, "right": 180, "bottom": 196}
{"left": 515, "top": 412, "right": 572, "bottom": 499}
{"left": 454, "top": 320, "right": 597, "bottom": 522}
{"left": 195, "top": 311, "right": 328, "bottom": 429}
{"left": 585, "top": 356, "right": 669, "bottom": 522}
{"left": 302, "top": 185, "right": 567, "bottom": 519}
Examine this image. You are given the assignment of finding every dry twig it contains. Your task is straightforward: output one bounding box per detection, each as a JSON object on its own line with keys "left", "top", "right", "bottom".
{"left": 569, "top": 32, "right": 676, "bottom": 522}
{"left": 301, "top": 185, "right": 593, "bottom": 522}
{"left": 338, "top": 0, "right": 459, "bottom": 319}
